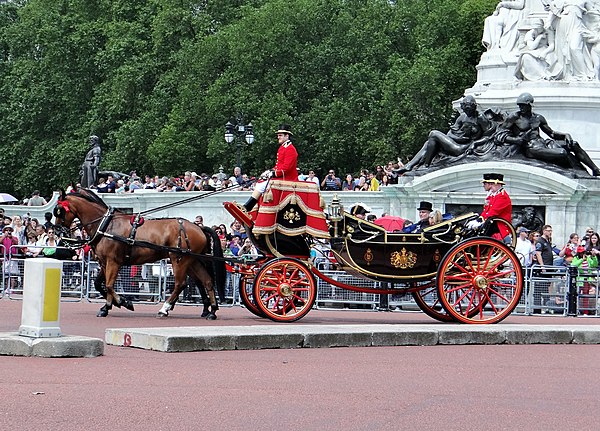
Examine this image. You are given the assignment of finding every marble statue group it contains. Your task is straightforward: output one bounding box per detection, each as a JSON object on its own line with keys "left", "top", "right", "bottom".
{"left": 484, "top": 0, "right": 600, "bottom": 82}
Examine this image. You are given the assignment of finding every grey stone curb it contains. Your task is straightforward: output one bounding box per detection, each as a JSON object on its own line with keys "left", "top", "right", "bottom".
{"left": 0, "top": 333, "right": 104, "bottom": 357}
{"left": 105, "top": 324, "right": 600, "bottom": 353}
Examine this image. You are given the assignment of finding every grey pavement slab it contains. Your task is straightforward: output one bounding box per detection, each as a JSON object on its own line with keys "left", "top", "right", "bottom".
{"left": 0, "top": 332, "right": 104, "bottom": 357}
{"left": 105, "top": 324, "right": 600, "bottom": 353}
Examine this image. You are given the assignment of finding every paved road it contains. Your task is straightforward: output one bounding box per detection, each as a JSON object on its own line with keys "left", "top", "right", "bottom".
{"left": 1, "top": 300, "right": 600, "bottom": 431}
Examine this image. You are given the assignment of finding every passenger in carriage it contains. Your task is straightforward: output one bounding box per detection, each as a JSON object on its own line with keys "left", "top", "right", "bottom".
{"left": 402, "top": 201, "right": 433, "bottom": 233}
{"left": 348, "top": 203, "right": 371, "bottom": 220}
{"left": 243, "top": 124, "right": 298, "bottom": 211}
{"left": 428, "top": 210, "right": 443, "bottom": 226}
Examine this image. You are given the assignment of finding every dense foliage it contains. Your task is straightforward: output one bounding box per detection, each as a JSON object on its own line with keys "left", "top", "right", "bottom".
{"left": 0, "top": 0, "right": 496, "bottom": 198}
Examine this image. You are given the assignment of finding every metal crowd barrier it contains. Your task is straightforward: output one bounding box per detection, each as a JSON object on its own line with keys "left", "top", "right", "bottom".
{"left": 526, "top": 264, "right": 569, "bottom": 315}
{"left": 1, "top": 247, "right": 600, "bottom": 318}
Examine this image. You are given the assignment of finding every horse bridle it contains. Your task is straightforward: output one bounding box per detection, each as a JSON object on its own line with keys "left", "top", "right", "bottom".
{"left": 54, "top": 199, "right": 114, "bottom": 246}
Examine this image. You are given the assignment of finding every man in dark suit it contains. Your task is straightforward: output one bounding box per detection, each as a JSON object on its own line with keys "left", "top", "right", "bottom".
{"left": 402, "top": 201, "right": 433, "bottom": 233}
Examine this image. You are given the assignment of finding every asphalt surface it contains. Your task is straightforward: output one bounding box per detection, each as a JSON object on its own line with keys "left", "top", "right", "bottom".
{"left": 1, "top": 300, "right": 600, "bottom": 430}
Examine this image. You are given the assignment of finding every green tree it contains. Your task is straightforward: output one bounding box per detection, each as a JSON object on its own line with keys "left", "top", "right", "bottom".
{"left": 0, "top": 0, "right": 494, "bottom": 198}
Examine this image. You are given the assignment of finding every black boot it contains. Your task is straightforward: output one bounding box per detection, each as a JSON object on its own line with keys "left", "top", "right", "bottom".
{"left": 243, "top": 197, "right": 257, "bottom": 212}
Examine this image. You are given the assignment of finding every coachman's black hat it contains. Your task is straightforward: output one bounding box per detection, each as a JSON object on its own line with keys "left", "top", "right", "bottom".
{"left": 275, "top": 124, "right": 293, "bottom": 135}
{"left": 417, "top": 201, "right": 433, "bottom": 212}
{"left": 350, "top": 202, "right": 371, "bottom": 216}
{"left": 481, "top": 173, "right": 505, "bottom": 185}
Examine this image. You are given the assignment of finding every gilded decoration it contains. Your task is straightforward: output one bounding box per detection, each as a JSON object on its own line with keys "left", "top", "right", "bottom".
{"left": 390, "top": 248, "right": 417, "bottom": 269}
{"left": 364, "top": 248, "right": 374, "bottom": 266}
{"left": 283, "top": 208, "right": 301, "bottom": 224}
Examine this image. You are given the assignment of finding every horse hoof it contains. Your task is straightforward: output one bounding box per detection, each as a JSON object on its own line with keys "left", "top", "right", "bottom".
{"left": 97, "top": 309, "right": 108, "bottom": 317}
{"left": 205, "top": 313, "right": 217, "bottom": 321}
{"left": 157, "top": 311, "right": 168, "bottom": 319}
{"left": 200, "top": 310, "right": 210, "bottom": 318}
{"left": 117, "top": 296, "right": 135, "bottom": 311}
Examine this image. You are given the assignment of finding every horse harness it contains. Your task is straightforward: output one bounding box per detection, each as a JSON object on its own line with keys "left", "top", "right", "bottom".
{"left": 82, "top": 207, "right": 238, "bottom": 265}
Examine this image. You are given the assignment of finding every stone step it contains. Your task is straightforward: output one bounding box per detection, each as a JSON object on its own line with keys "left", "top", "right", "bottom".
{"left": 105, "top": 324, "right": 600, "bottom": 353}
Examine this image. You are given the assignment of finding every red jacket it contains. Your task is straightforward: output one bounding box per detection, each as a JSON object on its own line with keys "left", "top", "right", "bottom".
{"left": 481, "top": 188, "right": 512, "bottom": 239}
{"left": 273, "top": 141, "right": 298, "bottom": 181}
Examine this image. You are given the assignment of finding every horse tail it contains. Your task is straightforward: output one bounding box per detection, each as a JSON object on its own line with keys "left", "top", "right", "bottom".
{"left": 201, "top": 226, "right": 227, "bottom": 302}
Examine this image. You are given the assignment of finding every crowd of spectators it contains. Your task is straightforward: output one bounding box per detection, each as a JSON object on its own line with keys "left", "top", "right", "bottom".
{"left": 87, "top": 167, "right": 255, "bottom": 195}
{"left": 0, "top": 208, "right": 87, "bottom": 262}
{"left": 76, "top": 161, "right": 405, "bottom": 195}
{"left": 301, "top": 161, "right": 404, "bottom": 192}
{"left": 6, "top": 160, "right": 404, "bottom": 206}
{"left": 513, "top": 224, "right": 600, "bottom": 271}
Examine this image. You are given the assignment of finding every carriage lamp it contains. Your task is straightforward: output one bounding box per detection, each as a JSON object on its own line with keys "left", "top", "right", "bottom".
{"left": 328, "top": 194, "right": 343, "bottom": 237}
{"left": 224, "top": 116, "right": 254, "bottom": 171}
{"left": 328, "top": 194, "right": 343, "bottom": 222}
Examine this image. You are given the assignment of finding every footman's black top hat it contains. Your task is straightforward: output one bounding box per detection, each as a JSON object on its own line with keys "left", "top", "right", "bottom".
{"left": 350, "top": 202, "right": 371, "bottom": 216}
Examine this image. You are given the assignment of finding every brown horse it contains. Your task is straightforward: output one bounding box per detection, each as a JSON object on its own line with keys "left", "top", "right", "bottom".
{"left": 53, "top": 189, "right": 226, "bottom": 319}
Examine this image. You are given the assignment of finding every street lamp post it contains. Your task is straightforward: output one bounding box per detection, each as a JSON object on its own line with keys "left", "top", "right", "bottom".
{"left": 224, "top": 116, "right": 254, "bottom": 171}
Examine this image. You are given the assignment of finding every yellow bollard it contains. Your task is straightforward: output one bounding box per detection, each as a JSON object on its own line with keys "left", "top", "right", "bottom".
{"left": 19, "top": 258, "right": 63, "bottom": 338}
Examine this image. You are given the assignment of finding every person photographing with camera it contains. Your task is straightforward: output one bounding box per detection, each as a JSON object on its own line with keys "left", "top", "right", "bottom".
{"left": 321, "top": 169, "right": 341, "bottom": 191}
{"left": 236, "top": 237, "right": 258, "bottom": 257}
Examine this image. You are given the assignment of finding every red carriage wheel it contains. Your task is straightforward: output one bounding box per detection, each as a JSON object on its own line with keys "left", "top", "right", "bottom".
{"left": 238, "top": 275, "right": 265, "bottom": 318}
{"left": 253, "top": 258, "right": 316, "bottom": 322}
{"left": 436, "top": 237, "right": 523, "bottom": 324}
{"left": 411, "top": 282, "right": 455, "bottom": 322}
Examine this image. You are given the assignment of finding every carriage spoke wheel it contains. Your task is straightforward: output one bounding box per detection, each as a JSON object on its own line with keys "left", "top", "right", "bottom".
{"left": 437, "top": 237, "right": 523, "bottom": 324}
{"left": 253, "top": 258, "right": 316, "bottom": 322}
{"left": 238, "top": 274, "right": 265, "bottom": 318}
{"left": 411, "top": 282, "right": 455, "bottom": 322}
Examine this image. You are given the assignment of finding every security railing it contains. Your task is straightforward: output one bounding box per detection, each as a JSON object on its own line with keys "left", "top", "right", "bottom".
{"left": 1, "top": 248, "right": 598, "bottom": 318}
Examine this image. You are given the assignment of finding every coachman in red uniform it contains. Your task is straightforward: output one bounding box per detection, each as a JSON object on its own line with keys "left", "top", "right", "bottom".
{"left": 480, "top": 173, "right": 512, "bottom": 242}
{"left": 241, "top": 124, "right": 328, "bottom": 238}
{"left": 243, "top": 124, "right": 298, "bottom": 211}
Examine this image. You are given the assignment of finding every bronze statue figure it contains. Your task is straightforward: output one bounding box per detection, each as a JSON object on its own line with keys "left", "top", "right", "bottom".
{"left": 495, "top": 93, "right": 600, "bottom": 176}
{"left": 396, "top": 95, "right": 490, "bottom": 174}
{"left": 396, "top": 92, "right": 600, "bottom": 179}
{"left": 80, "top": 135, "right": 102, "bottom": 188}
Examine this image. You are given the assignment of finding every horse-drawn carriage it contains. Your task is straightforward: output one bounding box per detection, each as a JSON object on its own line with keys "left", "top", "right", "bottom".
{"left": 52, "top": 181, "right": 521, "bottom": 324}
{"left": 225, "top": 179, "right": 522, "bottom": 324}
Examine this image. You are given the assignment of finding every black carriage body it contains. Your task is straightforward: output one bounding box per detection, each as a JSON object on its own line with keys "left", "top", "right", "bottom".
{"left": 329, "top": 212, "right": 478, "bottom": 283}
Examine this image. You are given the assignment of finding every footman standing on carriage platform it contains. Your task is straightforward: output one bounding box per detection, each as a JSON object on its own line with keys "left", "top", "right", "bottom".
{"left": 243, "top": 124, "right": 298, "bottom": 212}
{"left": 467, "top": 173, "right": 513, "bottom": 243}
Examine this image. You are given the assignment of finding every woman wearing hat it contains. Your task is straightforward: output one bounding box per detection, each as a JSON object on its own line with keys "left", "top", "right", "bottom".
{"left": 244, "top": 124, "right": 298, "bottom": 211}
